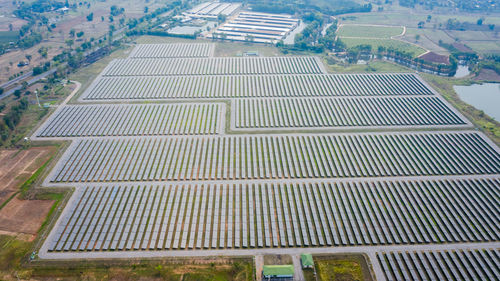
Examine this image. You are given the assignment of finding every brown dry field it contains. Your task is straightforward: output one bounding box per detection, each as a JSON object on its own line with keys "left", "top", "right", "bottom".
{"left": 0, "top": 146, "right": 56, "bottom": 205}
{"left": 473, "top": 68, "right": 500, "bottom": 82}
{"left": 0, "top": 146, "right": 57, "bottom": 240}
{"left": 0, "top": 197, "right": 53, "bottom": 240}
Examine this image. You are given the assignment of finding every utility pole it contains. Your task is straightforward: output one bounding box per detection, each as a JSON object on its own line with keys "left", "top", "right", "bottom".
{"left": 35, "top": 89, "right": 41, "bottom": 108}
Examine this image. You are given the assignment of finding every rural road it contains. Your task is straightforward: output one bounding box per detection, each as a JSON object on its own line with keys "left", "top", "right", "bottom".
{"left": 0, "top": 67, "right": 58, "bottom": 100}
{"left": 38, "top": 241, "right": 500, "bottom": 281}
{"left": 292, "top": 254, "right": 305, "bottom": 281}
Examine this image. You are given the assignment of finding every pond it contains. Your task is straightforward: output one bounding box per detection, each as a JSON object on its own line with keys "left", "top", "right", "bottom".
{"left": 454, "top": 83, "right": 500, "bottom": 121}
{"left": 283, "top": 21, "right": 306, "bottom": 45}
{"left": 454, "top": 65, "right": 470, "bottom": 78}
{"left": 167, "top": 23, "right": 216, "bottom": 35}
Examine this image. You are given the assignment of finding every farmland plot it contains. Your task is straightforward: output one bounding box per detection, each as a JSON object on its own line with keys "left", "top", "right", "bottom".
{"left": 378, "top": 249, "right": 500, "bottom": 281}
{"left": 128, "top": 43, "right": 215, "bottom": 58}
{"left": 35, "top": 103, "right": 224, "bottom": 137}
{"left": 81, "top": 73, "right": 433, "bottom": 100}
{"left": 46, "top": 177, "right": 500, "bottom": 251}
{"left": 232, "top": 97, "right": 467, "bottom": 129}
{"left": 102, "top": 57, "right": 324, "bottom": 76}
{"left": 49, "top": 132, "right": 500, "bottom": 183}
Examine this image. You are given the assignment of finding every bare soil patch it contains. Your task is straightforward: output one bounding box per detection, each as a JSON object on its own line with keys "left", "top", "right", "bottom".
{"left": 474, "top": 68, "right": 500, "bottom": 82}
{"left": 419, "top": 51, "right": 450, "bottom": 65}
{"left": 0, "top": 197, "right": 53, "bottom": 240}
{"left": 0, "top": 146, "right": 56, "bottom": 206}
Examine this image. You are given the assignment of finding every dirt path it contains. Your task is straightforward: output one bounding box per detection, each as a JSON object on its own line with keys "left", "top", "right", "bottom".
{"left": 292, "top": 254, "right": 305, "bottom": 281}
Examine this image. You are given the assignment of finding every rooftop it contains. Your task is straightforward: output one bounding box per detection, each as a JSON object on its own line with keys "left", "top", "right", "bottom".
{"left": 262, "top": 265, "right": 294, "bottom": 277}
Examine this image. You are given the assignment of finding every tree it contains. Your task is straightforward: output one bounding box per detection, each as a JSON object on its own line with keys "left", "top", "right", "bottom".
{"left": 69, "top": 29, "right": 75, "bottom": 37}
{"left": 33, "top": 66, "right": 43, "bottom": 75}
{"left": 38, "top": 47, "right": 47, "bottom": 58}
{"left": 13, "top": 89, "right": 22, "bottom": 99}
{"left": 217, "top": 14, "right": 226, "bottom": 23}
{"left": 477, "top": 18, "right": 484, "bottom": 26}
{"left": 144, "top": 6, "right": 148, "bottom": 13}
{"left": 25, "top": 54, "right": 32, "bottom": 62}
{"left": 245, "top": 34, "right": 254, "bottom": 43}
{"left": 86, "top": 12, "right": 93, "bottom": 21}
{"left": 65, "top": 39, "right": 74, "bottom": 49}
{"left": 76, "top": 31, "right": 84, "bottom": 38}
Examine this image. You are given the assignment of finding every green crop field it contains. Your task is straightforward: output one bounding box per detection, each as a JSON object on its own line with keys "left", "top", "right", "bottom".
{"left": 340, "top": 37, "right": 427, "bottom": 57}
{"left": 337, "top": 24, "right": 404, "bottom": 38}
{"left": 0, "top": 31, "right": 18, "bottom": 44}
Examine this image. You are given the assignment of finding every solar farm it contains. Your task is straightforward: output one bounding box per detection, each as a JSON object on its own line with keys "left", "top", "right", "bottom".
{"left": 35, "top": 43, "right": 500, "bottom": 280}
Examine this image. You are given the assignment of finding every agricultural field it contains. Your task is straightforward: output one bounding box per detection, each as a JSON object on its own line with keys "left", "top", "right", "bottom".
{"left": 0, "top": 146, "right": 56, "bottom": 205}
{"left": 45, "top": 177, "right": 500, "bottom": 253}
{"left": 378, "top": 249, "right": 500, "bottom": 281}
{"left": 30, "top": 43, "right": 500, "bottom": 281}
{"left": 340, "top": 38, "right": 427, "bottom": 58}
{"left": 337, "top": 24, "right": 404, "bottom": 39}
{"left": 81, "top": 73, "right": 433, "bottom": 100}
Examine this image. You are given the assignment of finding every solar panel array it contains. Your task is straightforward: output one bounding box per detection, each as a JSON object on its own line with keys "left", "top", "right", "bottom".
{"left": 50, "top": 132, "right": 500, "bottom": 183}
{"left": 81, "top": 73, "right": 432, "bottom": 100}
{"left": 378, "top": 249, "right": 500, "bottom": 281}
{"left": 40, "top": 43, "right": 499, "bottom": 275}
{"left": 102, "top": 57, "right": 324, "bottom": 76}
{"left": 233, "top": 97, "right": 465, "bottom": 128}
{"left": 36, "top": 103, "right": 223, "bottom": 137}
{"left": 47, "top": 178, "right": 500, "bottom": 252}
{"left": 128, "top": 43, "right": 214, "bottom": 58}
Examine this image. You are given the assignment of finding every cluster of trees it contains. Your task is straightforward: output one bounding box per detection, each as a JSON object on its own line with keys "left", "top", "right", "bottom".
{"left": 445, "top": 18, "right": 495, "bottom": 31}
{"left": 240, "top": 0, "right": 371, "bottom": 17}
{"left": 0, "top": 98, "right": 29, "bottom": 145}
{"left": 110, "top": 5, "right": 125, "bottom": 17}
{"left": 475, "top": 55, "right": 500, "bottom": 76}
{"left": 33, "top": 61, "right": 51, "bottom": 75}
{"left": 13, "top": 0, "right": 65, "bottom": 19}
{"left": 400, "top": 0, "right": 500, "bottom": 12}
{"left": 278, "top": 14, "right": 340, "bottom": 53}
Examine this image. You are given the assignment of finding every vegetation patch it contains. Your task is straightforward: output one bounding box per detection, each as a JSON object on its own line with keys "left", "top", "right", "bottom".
{"left": 313, "top": 254, "right": 373, "bottom": 281}
{"left": 337, "top": 24, "right": 404, "bottom": 38}
{"left": 340, "top": 38, "right": 426, "bottom": 58}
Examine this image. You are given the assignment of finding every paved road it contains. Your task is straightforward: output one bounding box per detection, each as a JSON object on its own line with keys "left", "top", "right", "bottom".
{"left": 0, "top": 71, "right": 33, "bottom": 89}
{"left": 38, "top": 241, "right": 500, "bottom": 281}
{"left": 292, "top": 255, "right": 305, "bottom": 281}
{"left": 0, "top": 68, "right": 58, "bottom": 100}
{"left": 255, "top": 255, "right": 263, "bottom": 281}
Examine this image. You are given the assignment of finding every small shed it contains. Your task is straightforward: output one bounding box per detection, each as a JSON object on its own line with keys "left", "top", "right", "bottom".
{"left": 262, "top": 265, "right": 294, "bottom": 280}
{"left": 301, "top": 253, "right": 314, "bottom": 268}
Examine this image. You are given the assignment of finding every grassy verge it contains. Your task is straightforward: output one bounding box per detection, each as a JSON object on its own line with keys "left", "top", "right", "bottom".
{"left": 340, "top": 38, "right": 426, "bottom": 58}
{"left": 27, "top": 258, "right": 253, "bottom": 281}
{"left": 325, "top": 59, "right": 413, "bottom": 73}
{"left": 310, "top": 254, "right": 373, "bottom": 281}
{"left": 420, "top": 74, "right": 500, "bottom": 145}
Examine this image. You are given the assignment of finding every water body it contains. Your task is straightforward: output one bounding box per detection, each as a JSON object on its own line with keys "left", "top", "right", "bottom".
{"left": 167, "top": 23, "right": 216, "bottom": 35}
{"left": 283, "top": 21, "right": 306, "bottom": 45}
{"left": 454, "top": 83, "right": 500, "bottom": 120}
{"left": 454, "top": 65, "right": 470, "bottom": 78}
